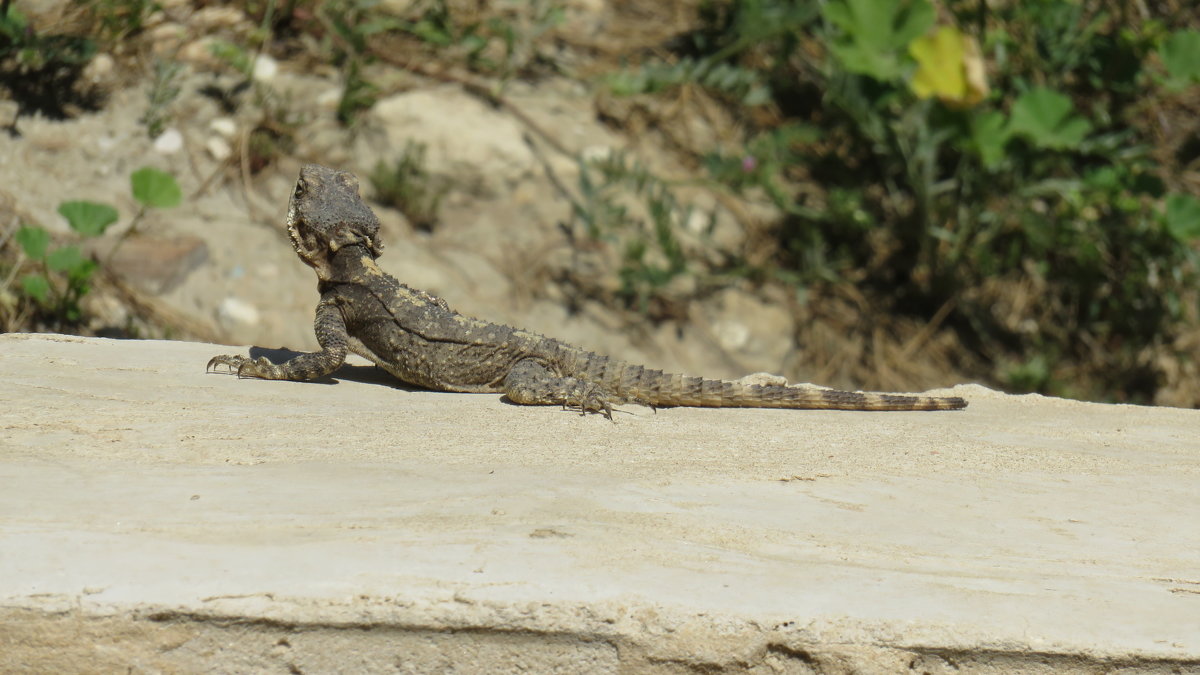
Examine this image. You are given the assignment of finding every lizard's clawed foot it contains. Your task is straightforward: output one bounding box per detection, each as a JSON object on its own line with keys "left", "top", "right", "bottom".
{"left": 206, "top": 354, "right": 272, "bottom": 378}
{"left": 562, "top": 383, "right": 616, "bottom": 420}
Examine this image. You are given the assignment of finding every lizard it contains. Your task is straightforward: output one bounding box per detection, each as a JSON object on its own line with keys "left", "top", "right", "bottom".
{"left": 207, "top": 164, "right": 967, "bottom": 416}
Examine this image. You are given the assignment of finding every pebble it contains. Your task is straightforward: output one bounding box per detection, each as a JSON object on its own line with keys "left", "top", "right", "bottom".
{"left": 154, "top": 128, "right": 184, "bottom": 154}
{"left": 206, "top": 136, "right": 232, "bottom": 161}
{"left": 209, "top": 117, "right": 238, "bottom": 138}
{"left": 253, "top": 55, "right": 278, "bottom": 82}
{"left": 218, "top": 297, "right": 260, "bottom": 326}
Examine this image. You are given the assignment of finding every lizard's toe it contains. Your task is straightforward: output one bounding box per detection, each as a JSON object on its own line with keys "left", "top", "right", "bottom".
{"left": 234, "top": 357, "right": 275, "bottom": 379}
{"left": 207, "top": 355, "right": 247, "bottom": 373}
{"left": 573, "top": 384, "right": 616, "bottom": 419}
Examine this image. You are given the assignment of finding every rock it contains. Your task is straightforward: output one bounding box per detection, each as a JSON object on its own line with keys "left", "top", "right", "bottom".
{"left": 704, "top": 287, "right": 794, "bottom": 368}
{"left": 209, "top": 117, "right": 238, "bottom": 138}
{"left": 0, "top": 101, "right": 17, "bottom": 129}
{"left": 205, "top": 136, "right": 233, "bottom": 161}
{"left": 360, "top": 87, "right": 536, "bottom": 197}
{"left": 153, "top": 127, "right": 184, "bottom": 154}
{"left": 189, "top": 5, "right": 252, "bottom": 33}
{"left": 2, "top": 334, "right": 1199, "bottom": 673}
{"left": 79, "top": 53, "right": 117, "bottom": 92}
{"left": 736, "top": 371, "right": 789, "bottom": 387}
{"left": 559, "top": 0, "right": 610, "bottom": 37}
{"left": 175, "top": 36, "right": 222, "bottom": 69}
{"left": 146, "top": 22, "right": 189, "bottom": 58}
{"left": 218, "top": 297, "right": 261, "bottom": 327}
{"left": 376, "top": 0, "right": 418, "bottom": 15}
{"left": 252, "top": 54, "right": 278, "bottom": 82}
{"left": 89, "top": 234, "right": 209, "bottom": 295}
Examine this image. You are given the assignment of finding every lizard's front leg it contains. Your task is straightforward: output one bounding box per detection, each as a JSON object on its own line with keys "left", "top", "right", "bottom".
{"left": 502, "top": 359, "right": 616, "bottom": 419}
{"left": 207, "top": 296, "right": 348, "bottom": 381}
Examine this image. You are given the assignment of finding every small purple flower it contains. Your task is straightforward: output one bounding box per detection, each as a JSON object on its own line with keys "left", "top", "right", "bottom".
{"left": 741, "top": 155, "right": 757, "bottom": 172}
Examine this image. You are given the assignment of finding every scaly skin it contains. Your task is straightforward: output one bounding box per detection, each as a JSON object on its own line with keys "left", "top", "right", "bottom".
{"left": 208, "top": 165, "right": 967, "bottom": 416}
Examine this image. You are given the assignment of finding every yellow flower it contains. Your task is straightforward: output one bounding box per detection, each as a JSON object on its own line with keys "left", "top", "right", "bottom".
{"left": 909, "top": 26, "right": 989, "bottom": 108}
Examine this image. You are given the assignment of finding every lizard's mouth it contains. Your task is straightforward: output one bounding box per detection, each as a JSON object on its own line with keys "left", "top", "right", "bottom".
{"left": 285, "top": 199, "right": 303, "bottom": 252}
{"left": 284, "top": 203, "right": 334, "bottom": 279}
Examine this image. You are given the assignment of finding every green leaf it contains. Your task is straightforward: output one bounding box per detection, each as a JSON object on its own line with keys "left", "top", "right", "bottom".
{"left": 1164, "top": 193, "right": 1200, "bottom": 243}
{"left": 57, "top": 201, "right": 118, "bottom": 236}
{"left": 1007, "top": 87, "right": 1092, "bottom": 150}
{"left": 46, "top": 245, "right": 87, "bottom": 273}
{"left": 15, "top": 225, "right": 50, "bottom": 259}
{"left": 1083, "top": 166, "right": 1119, "bottom": 192}
{"left": 970, "top": 110, "right": 1009, "bottom": 169}
{"left": 822, "top": 0, "right": 934, "bottom": 81}
{"left": 131, "top": 167, "right": 182, "bottom": 208}
{"left": 1160, "top": 29, "right": 1200, "bottom": 91}
{"left": 20, "top": 274, "right": 50, "bottom": 302}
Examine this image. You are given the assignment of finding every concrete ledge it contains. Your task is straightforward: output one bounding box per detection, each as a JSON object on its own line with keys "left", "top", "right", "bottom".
{"left": 1, "top": 333, "right": 1198, "bottom": 673}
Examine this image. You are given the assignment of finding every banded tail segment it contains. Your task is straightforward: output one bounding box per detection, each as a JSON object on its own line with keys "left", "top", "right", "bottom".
{"left": 568, "top": 351, "right": 967, "bottom": 411}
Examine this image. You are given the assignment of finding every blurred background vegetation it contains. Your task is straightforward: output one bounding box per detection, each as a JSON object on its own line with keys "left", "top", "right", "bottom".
{"left": 2, "top": 0, "right": 1199, "bottom": 405}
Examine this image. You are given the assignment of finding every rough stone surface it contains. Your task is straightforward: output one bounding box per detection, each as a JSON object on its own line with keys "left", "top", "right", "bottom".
{"left": 1, "top": 333, "right": 1199, "bottom": 673}
{"left": 87, "top": 233, "right": 209, "bottom": 294}
{"left": 361, "top": 87, "right": 537, "bottom": 197}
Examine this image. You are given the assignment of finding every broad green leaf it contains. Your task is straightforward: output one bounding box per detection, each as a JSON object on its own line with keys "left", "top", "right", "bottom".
{"left": 131, "top": 167, "right": 182, "bottom": 208}
{"left": 46, "top": 245, "right": 86, "bottom": 273}
{"left": 20, "top": 274, "right": 50, "bottom": 302}
{"left": 58, "top": 201, "right": 118, "bottom": 236}
{"left": 67, "top": 258, "right": 97, "bottom": 282}
{"left": 1164, "top": 193, "right": 1200, "bottom": 243}
{"left": 910, "top": 26, "right": 988, "bottom": 107}
{"left": 969, "top": 110, "right": 1009, "bottom": 168}
{"left": 1007, "top": 87, "right": 1092, "bottom": 150}
{"left": 15, "top": 225, "right": 50, "bottom": 259}
{"left": 1083, "top": 166, "right": 1119, "bottom": 191}
{"left": 1160, "top": 29, "right": 1200, "bottom": 91}
{"left": 822, "top": 0, "right": 934, "bottom": 81}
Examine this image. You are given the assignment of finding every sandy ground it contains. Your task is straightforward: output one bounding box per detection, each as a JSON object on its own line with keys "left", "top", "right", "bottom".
{"left": 1, "top": 333, "right": 1199, "bottom": 673}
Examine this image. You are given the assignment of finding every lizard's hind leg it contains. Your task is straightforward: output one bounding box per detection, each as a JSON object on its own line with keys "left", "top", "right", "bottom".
{"left": 502, "top": 359, "right": 615, "bottom": 419}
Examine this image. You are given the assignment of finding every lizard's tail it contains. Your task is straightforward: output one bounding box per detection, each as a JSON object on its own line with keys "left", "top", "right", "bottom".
{"left": 576, "top": 355, "right": 966, "bottom": 411}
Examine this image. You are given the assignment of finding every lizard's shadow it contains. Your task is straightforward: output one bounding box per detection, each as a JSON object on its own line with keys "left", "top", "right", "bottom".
{"left": 247, "top": 346, "right": 424, "bottom": 391}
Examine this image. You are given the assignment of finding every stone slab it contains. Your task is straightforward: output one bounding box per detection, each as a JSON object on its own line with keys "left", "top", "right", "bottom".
{"left": 1, "top": 333, "right": 1198, "bottom": 673}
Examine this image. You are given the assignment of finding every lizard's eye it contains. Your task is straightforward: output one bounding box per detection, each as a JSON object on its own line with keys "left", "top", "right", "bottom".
{"left": 294, "top": 183, "right": 305, "bottom": 198}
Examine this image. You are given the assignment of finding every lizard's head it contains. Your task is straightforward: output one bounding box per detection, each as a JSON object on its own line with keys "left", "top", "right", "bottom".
{"left": 286, "top": 164, "right": 384, "bottom": 281}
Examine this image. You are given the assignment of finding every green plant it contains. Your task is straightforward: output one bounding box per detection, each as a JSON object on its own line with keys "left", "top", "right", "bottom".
{"left": 821, "top": 0, "right": 933, "bottom": 81}
{"left": 311, "top": 0, "right": 386, "bottom": 125}
{"left": 11, "top": 168, "right": 181, "bottom": 328}
{"left": 209, "top": 38, "right": 255, "bottom": 79}
{"left": 1006, "top": 87, "right": 1092, "bottom": 150}
{"left": 481, "top": 0, "right": 563, "bottom": 81}
{"left": 0, "top": 4, "right": 96, "bottom": 67}
{"left": 207, "top": 36, "right": 301, "bottom": 170}
{"left": 141, "top": 59, "right": 183, "bottom": 138}
{"left": 336, "top": 58, "right": 379, "bottom": 126}
{"left": 570, "top": 152, "right": 718, "bottom": 315}
{"left": 0, "top": 2, "right": 101, "bottom": 118}
{"left": 600, "top": 0, "right": 1200, "bottom": 402}
{"left": 84, "top": 0, "right": 159, "bottom": 45}
{"left": 15, "top": 204, "right": 113, "bottom": 324}
{"left": 606, "top": 57, "right": 770, "bottom": 105}
{"left": 1159, "top": 29, "right": 1200, "bottom": 91}
{"left": 368, "top": 142, "right": 449, "bottom": 232}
